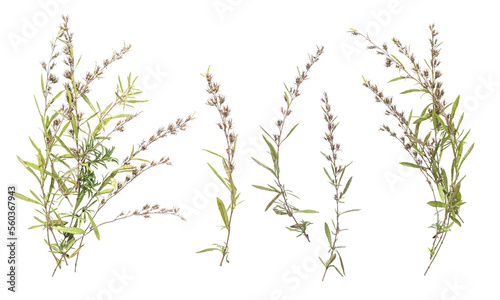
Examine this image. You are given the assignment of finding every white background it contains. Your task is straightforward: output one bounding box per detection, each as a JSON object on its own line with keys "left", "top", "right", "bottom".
{"left": 1, "top": 0, "right": 499, "bottom": 299}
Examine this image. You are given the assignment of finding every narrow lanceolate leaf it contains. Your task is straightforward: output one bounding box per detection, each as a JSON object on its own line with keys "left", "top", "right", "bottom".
{"left": 110, "top": 177, "right": 117, "bottom": 190}
{"left": 400, "top": 89, "right": 427, "bottom": 94}
{"left": 451, "top": 95, "right": 460, "bottom": 118}
{"left": 203, "top": 149, "right": 227, "bottom": 161}
{"left": 343, "top": 176, "right": 353, "bottom": 194}
{"left": 281, "top": 123, "right": 299, "bottom": 143}
{"left": 437, "top": 184, "right": 446, "bottom": 203}
{"left": 450, "top": 215, "right": 462, "bottom": 226}
{"left": 323, "top": 167, "right": 333, "bottom": 183}
{"left": 262, "top": 135, "right": 278, "bottom": 171}
{"left": 265, "top": 193, "right": 281, "bottom": 211}
{"left": 217, "top": 197, "right": 229, "bottom": 228}
{"left": 54, "top": 227, "right": 85, "bottom": 235}
{"left": 325, "top": 222, "right": 332, "bottom": 246}
{"left": 97, "top": 188, "right": 114, "bottom": 195}
{"left": 297, "top": 209, "right": 319, "bottom": 214}
{"left": 81, "top": 94, "right": 97, "bottom": 113}
{"left": 400, "top": 162, "right": 423, "bottom": 169}
{"left": 252, "top": 185, "right": 277, "bottom": 192}
{"left": 388, "top": 76, "right": 407, "bottom": 83}
{"left": 68, "top": 245, "right": 84, "bottom": 259}
{"left": 208, "top": 163, "right": 229, "bottom": 190}
{"left": 459, "top": 143, "right": 474, "bottom": 168}
{"left": 337, "top": 251, "right": 346, "bottom": 276}
{"left": 17, "top": 156, "right": 41, "bottom": 183}
{"left": 13, "top": 192, "right": 39, "bottom": 205}
{"left": 339, "top": 209, "right": 361, "bottom": 215}
{"left": 427, "top": 201, "right": 447, "bottom": 208}
{"left": 331, "top": 265, "right": 344, "bottom": 277}
{"left": 252, "top": 157, "right": 275, "bottom": 175}
{"left": 196, "top": 248, "right": 221, "bottom": 253}
{"left": 86, "top": 212, "right": 100, "bottom": 240}
{"left": 326, "top": 253, "right": 337, "bottom": 266}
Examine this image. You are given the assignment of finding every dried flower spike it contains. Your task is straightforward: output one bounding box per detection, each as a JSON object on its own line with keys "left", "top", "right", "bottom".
{"left": 252, "top": 46, "right": 324, "bottom": 242}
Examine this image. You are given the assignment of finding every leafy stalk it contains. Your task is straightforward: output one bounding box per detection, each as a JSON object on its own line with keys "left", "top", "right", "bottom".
{"left": 351, "top": 25, "right": 473, "bottom": 275}
{"left": 318, "top": 93, "right": 357, "bottom": 281}
{"left": 197, "top": 67, "right": 241, "bottom": 266}
{"left": 16, "top": 16, "right": 193, "bottom": 276}
{"left": 252, "top": 46, "right": 324, "bottom": 242}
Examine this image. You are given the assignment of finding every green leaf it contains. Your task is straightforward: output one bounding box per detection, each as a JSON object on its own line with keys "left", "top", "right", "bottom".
{"left": 431, "top": 110, "right": 439, "bottom": 130}
{"left": 217, "top": 197, "right": 229, "bottom": 228}
{"left": 13, "top": 192, "right": 39, "bottom": 204}
{"left": 196, "top": 248, "right": 221, "bottom": 253}
{"left": 339, "top": 209, "right": 361, "bottom": 215}
{"left": 17, "top": 156, "right": 41, "bottom": 183}
{"left": 325, "top": 222, "right": 332, "bottom": 246}
{"left": 207, "top": 163, "right": 229, "bottom": 190}
{"left": 413, "top": 114, "right": 430, "bottom": 125}
{"left": 259, "top": 126, "right": 275, "bottom": 142}
{"left": 390, "top": 55, "right": 403, "bottom": 66}
{"left": 252, "top": 157, "right": 275, "bottom": 175}
{"left": 343, "top": 176, "right": 353, "bottom": 194}
{"left": 97, "top": 188, "right": 114, "bottom": 195}
{"left": 265, "top": 193, "right": 281, "bottom": 211}
{"left": 203, "top": 149, "right": 227, "bottom": 161}
{"left": 81, "top": 94, "right": 97, "bottom": 113}
{"left": 337, "top": 251, "right": 346, "bottom": 276}
{"left": 54, "top": 227, "right": 85, "bottom": 235}
{"left": 400, "top": 162, "right": 422, "bottom": 169}
{"left": 326, "top": 253, "right": 337, "bottom": 266}
{"left": 459, "top": 143, "right": 474, "bottom": 168}
{"left": 54, "top": 135, "right": 74, "bottom": 157}
{"left": 451, "top": 95, "right": 460, "bottom": 119}
{"left": 297, "top": 209, "right": 319, "bottom": 213}
{"left": 68, "top": 245, "right": 84, "bottom": 258}
{"left": 400, "top": 89, "right": 427, "bottom": 94}
{"left": 323, "top": 167, "right": 333, "bottom": 183}
{"left": 111, "top": 165, "right": 136, "bottom": 174}
{"left": 28, "top": 225, "right": 44, "bottom": 230}
{"left": 281, "top": 123, "right": 299, "bottom": 143}
{"left": 110, "top": 177, "right": 117, "bottom": 190}
{"left": 41, "top": 74, "right": 45, "bottom": 93}
{"left": 86, "top": 212, "right": 100, "bottom": 240}
{"left": 331, "top": 264, "right": 344, "bottom": 277}
{"left": 93, "top": 117, "right": 112, "bottom": 137}
{"left": 427, "top": 201, "right": 447, "bottom": 208}
{"left": 388, "top": 76, "right": 407, "bottom": 83}
{"left": 131, "top": 158, "right": 151, "bottom": 163}
{"left": 262, "top": 135, "right": 278, "bottom": 171}
{"left": 450, "top": 215, "right": 462, "bottom": 226}
{"left": 252, "top": 185, "right": 277, "bottom": 192}
{"left": 437, "top": 184, "right": 446, "bottom": 203}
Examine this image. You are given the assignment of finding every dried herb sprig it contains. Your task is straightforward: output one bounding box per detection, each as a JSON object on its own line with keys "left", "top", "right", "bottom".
{"left": 197, "top": 67, "right": 241, "bottom": 266}
{"left": 252, "top": 46, "right": 324, "bottom": 242}
{"left": 318, "top": 92, "right": 357, "bottom": 281}
{"left": 15, "top": 16, "right": 193, "bottom": 276}
{"left": 350, "top": 25, "right": 473, "bottom": 275}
